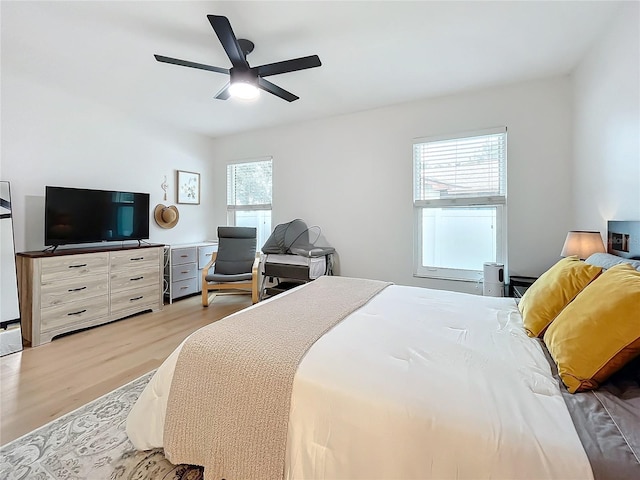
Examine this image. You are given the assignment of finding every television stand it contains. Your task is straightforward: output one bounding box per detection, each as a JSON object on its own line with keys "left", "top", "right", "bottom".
{"left": 17, "top": 243, "right": 164, "bottom": 347}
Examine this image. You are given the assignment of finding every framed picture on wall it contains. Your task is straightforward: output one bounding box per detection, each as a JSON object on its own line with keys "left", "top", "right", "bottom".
{"left": 177, "top": 170, "right": 200, "bottom": 204}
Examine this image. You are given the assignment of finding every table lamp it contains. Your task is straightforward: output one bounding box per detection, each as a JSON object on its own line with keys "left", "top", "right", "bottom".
{"left": 561, "top": 231, "right": 606, "bottom": 260}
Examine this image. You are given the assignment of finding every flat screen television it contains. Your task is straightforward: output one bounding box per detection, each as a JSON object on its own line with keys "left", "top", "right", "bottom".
{"left": 45, "top": 186, "right": 150, "bottom": 247}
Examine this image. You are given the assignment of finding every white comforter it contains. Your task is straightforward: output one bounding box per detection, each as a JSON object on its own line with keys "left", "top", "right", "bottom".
{"left": 126, "top": 284, "right": 593, "bottom": 480}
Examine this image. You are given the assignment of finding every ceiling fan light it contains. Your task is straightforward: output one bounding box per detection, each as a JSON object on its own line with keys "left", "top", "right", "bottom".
{"left": 229, "top": 81, "right": 260, "bottom": 100}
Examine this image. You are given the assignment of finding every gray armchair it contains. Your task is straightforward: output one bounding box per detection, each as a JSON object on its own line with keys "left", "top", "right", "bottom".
{"left": 201, "top": 226, "right": 260, "bottom": 306}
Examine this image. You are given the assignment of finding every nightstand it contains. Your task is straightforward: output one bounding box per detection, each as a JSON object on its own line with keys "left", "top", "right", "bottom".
{"left": 509, "top": 275, "right": 538, "bottom": 298}
{"left": 513, "top": 285, "right": 529, "bottom": 298}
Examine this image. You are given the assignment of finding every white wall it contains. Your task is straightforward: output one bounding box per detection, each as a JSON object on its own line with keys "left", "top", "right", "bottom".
{"left": 572, "top": 2, "right": 640, "bottom": 231}
{"left": 212, "top": 77, "right": 574, "bottom": 292}
{"left": 1, "top": 71, "right": 216, "bottom": 252}
{"left": 8, "top": 7, "right": 633, "bottom": 294}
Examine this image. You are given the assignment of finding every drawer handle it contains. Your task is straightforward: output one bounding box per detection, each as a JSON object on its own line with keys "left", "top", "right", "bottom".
{"left": 130, "top": 257, "right": 144, "bottom": 261}
{"left": 180, "top": 255, "right": 189, "bottom": 258}
{"left": 67, "top": 309, "right": 87, "bottom": 316}
{"left": 180, "top": 286, "right": 189, "bottom": 290}
{"left": 181, "top": 271, "right": 189, "bottom": 274}
{"left": 68, "top": 264, "right": 87, "bottom": 268}
{"left": 205, "top": 253, "right": 212, "bottom": 257}
{"left": 130, "top": 276, "right": 144, "bottom": 281}
{"left": 68, "top": 286, "right": 87, "bottom": 292}
{"left": 130, "top": 295, "right": 144, "bottom": 302}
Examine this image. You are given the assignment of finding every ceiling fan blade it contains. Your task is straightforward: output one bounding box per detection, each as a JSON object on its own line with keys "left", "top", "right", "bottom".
{"left": 207, "top": 15, "right": 249, "bottom": 70}
{"left": 214, "top": 83, "right": 231, "bottom": 100}
{"left": 258, "top": 77, "right": 299, "bottom": 102}
{"left": 257, "top": 55, "right": 322, "bottom": 77}
{"left": 154, "top": 55, "right": 229, "bottom": 74}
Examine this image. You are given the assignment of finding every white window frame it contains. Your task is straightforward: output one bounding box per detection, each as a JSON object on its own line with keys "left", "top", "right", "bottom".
{"left": 226, "top": 157, "right": 272, "bottom": 248}
{"left": 413, "top": 127, "right": 507, "bottom": 282}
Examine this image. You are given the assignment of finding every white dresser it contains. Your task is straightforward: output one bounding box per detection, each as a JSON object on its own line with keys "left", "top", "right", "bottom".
{"left": 163, "top": 242, "right": 218, "bottom": 303}
{"left": 17, "top": 244, "right": 164, "bottom": 347}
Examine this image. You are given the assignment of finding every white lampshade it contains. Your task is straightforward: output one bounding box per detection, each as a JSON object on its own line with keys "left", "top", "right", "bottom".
{"left": 561, "top": 231, "right": 606, "bottom": 260}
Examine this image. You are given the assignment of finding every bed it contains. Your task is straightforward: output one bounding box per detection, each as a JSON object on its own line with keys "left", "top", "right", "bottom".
{"left": 126, "top": 227, "right": 640, "bottom": 480}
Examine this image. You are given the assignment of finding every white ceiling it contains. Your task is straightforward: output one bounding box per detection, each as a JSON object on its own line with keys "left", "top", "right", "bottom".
{"left": 1, "top": 1, "right": 622, "bottom": 139}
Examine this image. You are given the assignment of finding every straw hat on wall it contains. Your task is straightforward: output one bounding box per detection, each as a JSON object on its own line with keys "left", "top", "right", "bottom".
{"left": 154, "top": 204, "right": 179, "bottom": 229}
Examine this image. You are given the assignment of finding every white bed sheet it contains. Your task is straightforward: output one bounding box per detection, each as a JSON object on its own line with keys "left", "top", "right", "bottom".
{"left": 126, "top": 283, "right": 593, "bottom": 480}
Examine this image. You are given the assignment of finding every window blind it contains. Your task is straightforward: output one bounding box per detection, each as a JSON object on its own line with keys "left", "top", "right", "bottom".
{"left": 414, "top": 128, "right": 506, "bottom": 206}
{"left": 227, "top": 159, "right": 272, "bottom": 210}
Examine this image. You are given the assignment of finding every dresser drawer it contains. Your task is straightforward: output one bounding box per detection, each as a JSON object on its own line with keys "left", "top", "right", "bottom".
{"left": 171, "top": 262, "right": 197, "bottom": 282}
{"left": 40, "top": 253, "right": 109, "bottom": 283}
{"left": 110, "top": 248, "right": 160, "bottom": 271}
{"left": 172, "top": 277, "right": 198, "bottom": 299}
{"left": 110, "top": 284, "right": 159, "bottom": 316}
{"left": 198, "top": 245, "right": 218, "bottom": 269}
{"left": 110, "top": 267, "right": 160, "bottom": 293}
{"left": 171, "top": 247, "right": 197, "bottom": 266}
{"left": 40, "top": 275, "right": 109, "bottom": 308}
{"left": 40, "top": 294, "right": 109, "bottom": 332}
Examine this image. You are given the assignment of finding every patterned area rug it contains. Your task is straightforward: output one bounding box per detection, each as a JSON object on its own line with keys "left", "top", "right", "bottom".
{"left": 0, "top": 371, "right": 203, "bottom": 480}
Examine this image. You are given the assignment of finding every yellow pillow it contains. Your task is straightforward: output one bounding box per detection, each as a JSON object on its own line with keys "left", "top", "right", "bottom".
{"left": 519, "top": 256, "right": 602, "bottom": 338}
{"left": 543, "top": 263, "right": 640, "bottom": 393}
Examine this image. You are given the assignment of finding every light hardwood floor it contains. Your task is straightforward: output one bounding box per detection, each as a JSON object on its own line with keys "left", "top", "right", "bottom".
{"left": 0, "top": 294, "right": 251, "bottom": 446}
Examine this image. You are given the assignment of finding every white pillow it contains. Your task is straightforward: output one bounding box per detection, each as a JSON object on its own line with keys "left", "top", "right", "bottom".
{"left": 585, "top": 252, "right": 640, "bottom": 272}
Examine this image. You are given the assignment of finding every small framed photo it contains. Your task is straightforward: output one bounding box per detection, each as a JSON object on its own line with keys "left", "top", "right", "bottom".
{"left": 177, "top": 170, "right": 200, "bottom": 204}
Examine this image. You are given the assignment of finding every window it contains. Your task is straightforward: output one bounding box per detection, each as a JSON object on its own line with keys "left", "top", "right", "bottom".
{"left": 413, "top": 127, "right": 507, "bottom": 281}
{"left": 227, "top": 158, "right": 272, "bottom": 249}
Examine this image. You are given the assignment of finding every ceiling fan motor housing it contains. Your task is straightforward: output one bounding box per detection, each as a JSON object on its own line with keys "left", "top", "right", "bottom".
{"left": 230, "top": 67, "right": 259, "bottom": 87}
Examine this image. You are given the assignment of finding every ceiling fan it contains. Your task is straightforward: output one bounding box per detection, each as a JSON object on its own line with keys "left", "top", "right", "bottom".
{"left": 154, "top": 15, "right": 322, "bottom": 102}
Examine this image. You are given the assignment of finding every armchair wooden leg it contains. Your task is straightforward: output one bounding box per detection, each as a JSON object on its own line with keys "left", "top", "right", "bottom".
{"left": 202, "top": 288, "right": 210, "bottom": 307}
{"left": 252, "top": 279, "right": 259, "bottom": 304}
